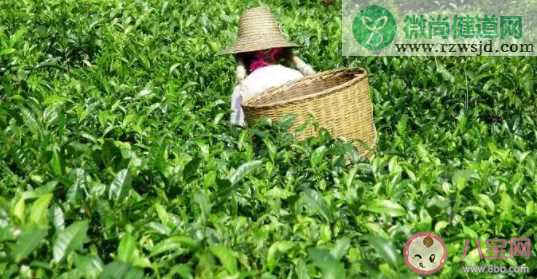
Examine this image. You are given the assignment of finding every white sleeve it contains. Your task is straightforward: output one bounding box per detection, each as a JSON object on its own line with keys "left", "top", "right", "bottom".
{"left": 292, "top": 56, "right": 316, "bottom": 76}
{"left": 230, "top": 85, "right": 245, "bottom": 127}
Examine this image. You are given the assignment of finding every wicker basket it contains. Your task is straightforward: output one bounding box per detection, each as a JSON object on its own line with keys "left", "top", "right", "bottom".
{"left": 243, "top": 68, "right": 377, "bottom": 158}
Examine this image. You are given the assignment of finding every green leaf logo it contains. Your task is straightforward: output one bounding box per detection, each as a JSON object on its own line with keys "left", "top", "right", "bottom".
{"left": 353, "top": 5, "right": 397, "bottom": 50}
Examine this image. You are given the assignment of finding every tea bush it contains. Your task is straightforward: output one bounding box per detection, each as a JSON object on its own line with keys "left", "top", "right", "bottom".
{"left": 1, "top": 0, "right": 536, "bottom": 278}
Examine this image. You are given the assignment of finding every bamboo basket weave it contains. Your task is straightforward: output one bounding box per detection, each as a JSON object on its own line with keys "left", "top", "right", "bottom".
{"left": 243, "top": 68, "right": 377, "bottom": 158}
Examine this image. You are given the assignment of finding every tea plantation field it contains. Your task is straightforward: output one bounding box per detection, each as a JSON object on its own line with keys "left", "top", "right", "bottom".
{"left": 1, "top": 0, "right": 536, "bottom": 278}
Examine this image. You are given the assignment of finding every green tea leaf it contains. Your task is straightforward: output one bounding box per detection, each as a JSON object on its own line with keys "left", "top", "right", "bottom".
{"left": 437, "top": 64, "right": 455, "bottom": 82}
{"left": 118, "top": 234, "right": 137, "bottom": 264}
{"left": 68, "top": 168, "right": 86, "bottom": 203}
{"left": 311, "top": 146, "right": 327, "bottom": 167}
{"left": 52, "top": 204, "right": 65, "bottom": 230}
{"left": 500, "top": 192, "right": 513, "bottom": 220}
{"left": 150, "top": 236, "right": 194, "bottom": 256}
{"left": 229, "top": 160, "right": 262, "bottom": 185}
{"left": 53, "top": 221, "right": 89, "bottom": 263}
{"left": 12, "top": 228, "right": 47, "bottom": 262}
{"left": 366, "top": 199, "right": 406, "bottom": 217}
{"left": 330, "top": 238, "right": 350, "bottom": 260}
{"left": 300, "top": 189, "right": 332, "bottom": 222}
{"left": 183, "top": 158, "right": 201, "bottom": 183}
{"left": 452, "top": 170, "right": 473, "bottom": 191}
{"left": 267, "top": 241, "right": 294, "bottom": 270}
{"left": 13, "top": 197, "right": 25, "bottom": 223}
{"left": 308, "top": 248, "right": 345, "bottom": 279}
{"left": 209, "top": 244, "right": 237, "bottom": 274}
{"left": 99, "top": 261, "right": 144, "bottom": 279}
{"left": 30, "top": 193, "right": 53, "bottom": 227}
{"left": 367, "top": 236, "right": 398, "bottom": 267}
{"left": 75, "top": 254, "right": 104, "bottom": 278}
{"left": 49, "top": 148, "right": 63, "bottom": 177}
{"left": 108, "top": 169, "right": 129, "bottom": 201}
{"left": 154, "top": 203, "right": 169, "bottom": 225}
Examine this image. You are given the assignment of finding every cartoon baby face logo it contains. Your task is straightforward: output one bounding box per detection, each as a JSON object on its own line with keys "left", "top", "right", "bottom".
{"left": 403, "top": 232, "right": 447, "bottom": 276}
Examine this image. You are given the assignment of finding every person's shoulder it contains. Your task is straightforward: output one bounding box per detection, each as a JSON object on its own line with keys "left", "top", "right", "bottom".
{"left": 266, "top": 64, "right": 303, "bottom": 75}
{"left": 249, "top": 65, "right": 303, "bottom": 79}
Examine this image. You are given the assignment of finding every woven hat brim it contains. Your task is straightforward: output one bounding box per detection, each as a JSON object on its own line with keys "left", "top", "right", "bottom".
{"left": 219, "top": 37, "right": 298, "bottom": 55}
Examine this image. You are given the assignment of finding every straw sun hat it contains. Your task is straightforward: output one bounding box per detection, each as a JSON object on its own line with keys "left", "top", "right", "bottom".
{"left": 221, "top": 6, "right": 297, "bottom": 54}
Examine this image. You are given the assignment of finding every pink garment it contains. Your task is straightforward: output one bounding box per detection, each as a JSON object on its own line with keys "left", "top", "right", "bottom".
{"left": 248, "top": 48, "right": 284, "bottom": 73}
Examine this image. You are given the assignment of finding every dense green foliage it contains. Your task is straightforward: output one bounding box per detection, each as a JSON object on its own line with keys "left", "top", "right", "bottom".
{"left": 1, "top": 0, "right": 537, "bottom": 278}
